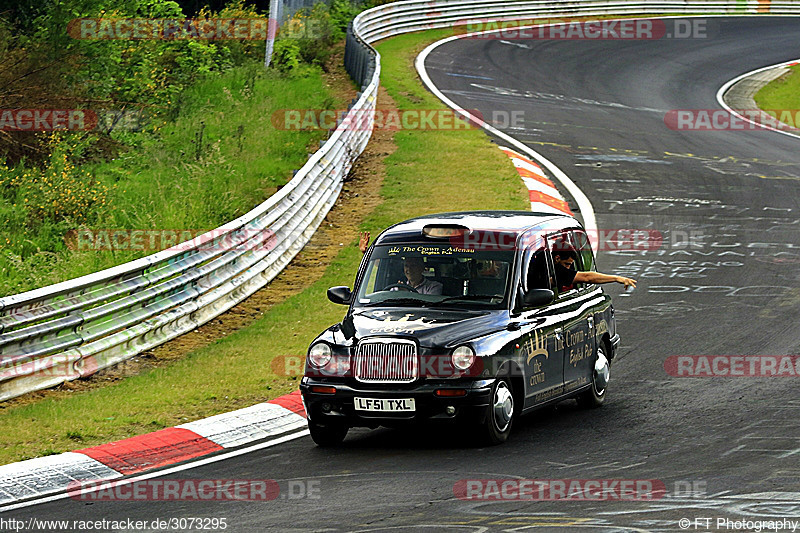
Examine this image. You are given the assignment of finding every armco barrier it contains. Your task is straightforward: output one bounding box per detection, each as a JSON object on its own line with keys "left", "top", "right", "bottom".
{"left": 2, "top": 0, "right": 797, "bottom": 402}
{"left": 0, "top": 75, "right": 378, "bottom": 401}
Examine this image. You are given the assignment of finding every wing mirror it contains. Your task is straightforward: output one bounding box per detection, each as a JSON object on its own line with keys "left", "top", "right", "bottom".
{"left": 327, "top": 286, "right": 352, "bottom": 305}
{"left": 522, "top": 288, "right": 554, "bottom": 308}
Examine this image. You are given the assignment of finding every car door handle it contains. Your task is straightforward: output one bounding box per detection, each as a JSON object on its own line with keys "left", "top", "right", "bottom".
{"left": 587, "top": 317, "right": 594, "bottom": 329}
{"left": 554, "top": 327, "right": 563, "bottom": 340}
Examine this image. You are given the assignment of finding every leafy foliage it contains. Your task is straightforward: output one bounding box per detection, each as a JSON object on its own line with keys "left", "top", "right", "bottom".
{"left": 1, "top": 135, "right": 111, "bottom": 225}
{"left": 0, "top": 0, "right": 363, "bottom": 295}
{"left": 272, "top": 0, "right": 359, "bottom": 72}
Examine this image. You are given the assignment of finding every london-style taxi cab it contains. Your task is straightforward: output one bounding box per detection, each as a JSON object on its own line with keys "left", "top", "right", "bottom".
{"left": 300, "top": 211, "right": 619, "bottom": 445}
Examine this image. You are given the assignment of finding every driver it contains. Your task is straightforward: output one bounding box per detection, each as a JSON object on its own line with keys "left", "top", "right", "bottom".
{"left": 395, "top": 256, "right": 443, "bottom": 295}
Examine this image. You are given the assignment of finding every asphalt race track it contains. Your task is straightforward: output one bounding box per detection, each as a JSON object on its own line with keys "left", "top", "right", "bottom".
{"left": 5, "top": 16, "right": 800, "bottom": 533}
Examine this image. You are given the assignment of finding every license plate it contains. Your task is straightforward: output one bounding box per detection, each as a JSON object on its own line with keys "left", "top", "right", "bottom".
{"left": 354, "top": 397, "right": 415, "bottom": 412}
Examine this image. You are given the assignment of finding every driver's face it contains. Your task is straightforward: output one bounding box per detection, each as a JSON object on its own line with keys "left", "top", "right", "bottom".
{"left": 403, "top": 259, "right": 424, "bottom": 283}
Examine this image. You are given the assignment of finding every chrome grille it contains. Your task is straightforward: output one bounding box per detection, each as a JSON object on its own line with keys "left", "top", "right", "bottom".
{"left": 354, "top": 339, "right": 418, "bottom": 383}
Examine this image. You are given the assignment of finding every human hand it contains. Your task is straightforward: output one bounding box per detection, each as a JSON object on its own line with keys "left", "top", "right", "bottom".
{"left": 359, "top": 231, "right": 370, "bottom": 254}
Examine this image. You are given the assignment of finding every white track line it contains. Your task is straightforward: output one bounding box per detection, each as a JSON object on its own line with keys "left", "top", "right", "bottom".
{"left": 415, "top": 29, "right": 597, "bottom": 251}
{"left": 716, "top": 57, "right": 800, "bottom": 141}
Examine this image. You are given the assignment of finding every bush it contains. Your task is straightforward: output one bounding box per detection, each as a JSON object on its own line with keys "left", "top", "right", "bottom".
{"left": 1, "top": 135, "right": 111, "bottom": 226}
{"left": 272, "top": 39, "right": 302, "bottom": 73}
{"left": 330, "top": 0, "right": 360, "bottom": 33}
{"left": 273, "top": 0, "right": 357, "bottom": 72}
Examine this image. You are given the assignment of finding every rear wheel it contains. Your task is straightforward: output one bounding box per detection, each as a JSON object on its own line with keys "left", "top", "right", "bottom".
{"left": 308, "top": 420, "right": 348, "bottom": 447}
{"left": 577, "top": 345, "right": 610, "bottom": 409}
{"left": 480, "top": 378, "right": 514, "bottom": 445}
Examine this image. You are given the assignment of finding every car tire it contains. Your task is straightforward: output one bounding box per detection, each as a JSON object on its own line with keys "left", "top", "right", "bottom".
{"left": 577, "top": 345, "right": 610, "bottom": 409}
{"left": 480, "top": 378, "right": 515, "bottom": 445}
{"left": 308, "top": 420, "right": 348, "bottom": 447}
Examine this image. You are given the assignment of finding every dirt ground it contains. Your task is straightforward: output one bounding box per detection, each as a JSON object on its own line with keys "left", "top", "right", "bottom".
{"left": 0, "top": 47, "right": 399, "bottom": 412}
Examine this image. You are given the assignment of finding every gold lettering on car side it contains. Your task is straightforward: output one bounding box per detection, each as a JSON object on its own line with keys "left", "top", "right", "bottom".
{"left": 594, "top": 319, "right": 609, "bottom": 340}
{"left": 525, "top": 330, "right": 549, "bottom": 364}
{"left": 529, "top": 358, "right": 546, "bottom": 386}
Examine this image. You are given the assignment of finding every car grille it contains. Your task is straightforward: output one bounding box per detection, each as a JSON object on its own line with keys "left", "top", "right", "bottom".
{"left": 354, "top": 339, "right": 418, "bottom": 383}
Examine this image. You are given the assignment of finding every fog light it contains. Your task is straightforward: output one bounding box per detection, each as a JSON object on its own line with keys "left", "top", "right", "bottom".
{"left": 321, "top": 402, "right": 332, "bottom": 413}
{"left": 445, "top": 406, "right": 456, "bottom": 416}
{"left": 435, "top": 388, "right": 466, "bottom": 397}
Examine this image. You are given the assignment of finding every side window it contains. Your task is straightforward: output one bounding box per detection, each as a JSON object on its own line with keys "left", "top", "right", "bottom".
{"left": 547, "top": 230, "right": 579, "bottom": 297}
{"left": 521, "top": 230, "right": 552, "bottom": 294}
{"left": 364, "top": 258, "right": 381, "bottom": 295}
{"left": 525, "top": 248, "right": 552, "bottom": 292}
{"left": 574, "top": 230, "right": 595, "bottom": 273}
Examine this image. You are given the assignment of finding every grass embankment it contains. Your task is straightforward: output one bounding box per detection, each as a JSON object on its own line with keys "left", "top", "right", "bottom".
{"left": 754, "top": 64, "right": 800, "bottom": 127}
{"left": 0, "top": 29, "right": 527, "bottom": 465}
{"left": 0, "top": 64, "right": 339, "bottom": 295}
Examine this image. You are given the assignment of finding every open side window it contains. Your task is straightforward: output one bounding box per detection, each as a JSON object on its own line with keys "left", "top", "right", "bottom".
{"left": 573, "top": 229, "right": 596, "bottom": 290}
{"left": 515, "top": 231, "right": 554, "bottom": 310}
{"left": 547, "top": 230, "right": 580, "bottom": 297}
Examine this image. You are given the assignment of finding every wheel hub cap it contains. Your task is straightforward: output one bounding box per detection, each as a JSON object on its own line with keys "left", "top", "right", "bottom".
{"left": 594, "top": 351, "right": 610, "bottom": 393}
{"left": 493, "top": 382, "right": 513, "bottom": 431}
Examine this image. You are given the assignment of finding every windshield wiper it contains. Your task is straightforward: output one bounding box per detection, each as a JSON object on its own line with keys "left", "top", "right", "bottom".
{"left": 361, "top": 297, "right": 432, "bottom": 307}
{"left": 436, "top": 295, "right": 503, "bottom": 304}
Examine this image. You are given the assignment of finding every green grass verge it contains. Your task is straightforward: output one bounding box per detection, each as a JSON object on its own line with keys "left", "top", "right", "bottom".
{"left": 754, "top": 65, "right": 800, "bottom": 122}
{"left": 0, "top": 64, "right": 340, "bottom": 296}
{"left": 0, "top": 29, "right": 527, "bottom": 465}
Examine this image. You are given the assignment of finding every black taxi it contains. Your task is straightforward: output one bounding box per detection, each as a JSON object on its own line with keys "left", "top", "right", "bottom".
{"left": 300, "top": 211, "right": 619, "bottom": 446}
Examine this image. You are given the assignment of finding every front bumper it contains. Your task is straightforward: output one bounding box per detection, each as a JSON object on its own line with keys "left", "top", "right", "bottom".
{"left": 300, "top": 378, "right": 494, "bottom": 428}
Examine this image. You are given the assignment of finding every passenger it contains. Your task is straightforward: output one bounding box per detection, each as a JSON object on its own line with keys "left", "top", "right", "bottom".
{"left": 553, "top": 246, "right": 636, "bottom": 292}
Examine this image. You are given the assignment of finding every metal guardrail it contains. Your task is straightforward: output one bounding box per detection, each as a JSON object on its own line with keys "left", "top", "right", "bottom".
{"left": 0, "top": 72, "right": 379, "bottom": 401}
{"left": 2, "top": 0, "right": 797, "bottom": 402}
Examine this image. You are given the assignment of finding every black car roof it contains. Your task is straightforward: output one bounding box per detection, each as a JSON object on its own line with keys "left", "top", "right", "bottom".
{"left": 373, "top": 210, "right": 579, "bottom": 246}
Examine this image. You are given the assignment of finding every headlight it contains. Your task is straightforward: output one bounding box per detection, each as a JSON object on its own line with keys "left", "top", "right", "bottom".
{"left": 308, "top": 343, "right": 332, "bottom": 368}
{"left": 452, "top": 345, "right": 475, "bottom": 371}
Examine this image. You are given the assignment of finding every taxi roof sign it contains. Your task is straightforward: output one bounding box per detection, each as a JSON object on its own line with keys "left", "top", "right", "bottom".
{"left": 422, "top": 224, "right": 470, "bottom": 238}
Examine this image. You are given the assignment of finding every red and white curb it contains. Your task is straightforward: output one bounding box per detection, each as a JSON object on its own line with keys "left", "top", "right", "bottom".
{"left": 0, "top": 391, "right": 307, "bottom": 506}
{"left": 498, "top": 146, "right": 574, "bottom": 216}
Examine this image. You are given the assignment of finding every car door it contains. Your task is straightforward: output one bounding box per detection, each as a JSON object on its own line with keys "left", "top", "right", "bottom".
{"left": 552, "top": 229, "right": 598, "bottom": 393}
{"left": 516, "top": 232, "right": 566, "bottom": 407}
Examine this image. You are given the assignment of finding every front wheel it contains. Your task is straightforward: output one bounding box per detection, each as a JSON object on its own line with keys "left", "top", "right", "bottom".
{"left": 480, "top": 378, "right": 515, "bottom": 445}
{"left": 577, "top": 345, "right": 610, "bottom": 409}
{"left": 308, "top": 420, "right": 348, "bottom": 447}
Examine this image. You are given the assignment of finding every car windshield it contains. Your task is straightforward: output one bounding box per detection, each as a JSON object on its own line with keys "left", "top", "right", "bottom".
{"left": 354, "top": 244, "right": 515, "bottom": 309}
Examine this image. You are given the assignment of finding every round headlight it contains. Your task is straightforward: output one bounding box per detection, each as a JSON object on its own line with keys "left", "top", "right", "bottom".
{"left": 308, "top": 343, "right": 332, "bottom": 368}
{"left": 452, "top": 345, "right": 475, "bottom": 371}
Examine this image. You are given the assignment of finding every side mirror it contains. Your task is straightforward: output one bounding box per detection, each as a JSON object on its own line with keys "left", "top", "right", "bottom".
{"left": 522, "top": 288, "right": 554, "bottom": 308}
{"left": 327, "top": 286, "right": 352, "bottom": 305}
